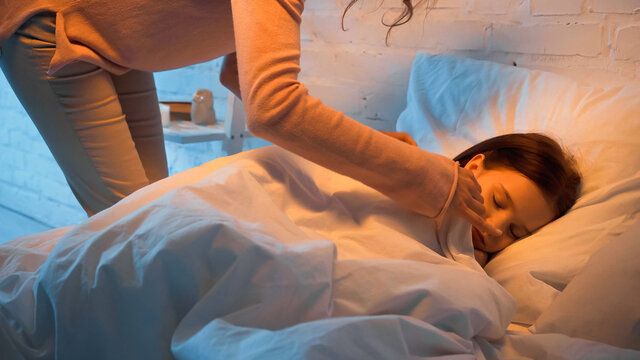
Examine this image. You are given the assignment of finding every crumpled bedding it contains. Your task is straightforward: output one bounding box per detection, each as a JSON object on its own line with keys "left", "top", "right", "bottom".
{"left": 1, "top": 146, "right": 638, "bottom": 359}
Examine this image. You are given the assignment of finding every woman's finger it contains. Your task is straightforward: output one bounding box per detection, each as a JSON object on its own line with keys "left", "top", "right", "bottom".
{"left": 462, "top": 205, "right": 502, "bottom": 237}
{"left": 379, "top": 131, "right": 418, "bottom": 146}
{"left": 468, "top": 181, "right": 484, "bottom": 204}
{"left": 465, "top": 195, "right": 486, "bottom": 219}
{"left": 402, "top": 133, "right": 418, "bottom": 146}
{"left": 464, "top": 168, "right": 483, "bottom": 195}
{"left": 459, "top": 169, "right": 483, "bottom": 203}
{"left": 472, "top": 174, "right": 482, "bottom": 195}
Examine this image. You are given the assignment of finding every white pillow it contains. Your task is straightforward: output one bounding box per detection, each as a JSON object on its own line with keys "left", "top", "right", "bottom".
{"left": 531, "top": 218, "right": 640, "bottom": 351}
{"left": 396, "top": 53, "right": 640, "bottom": 325}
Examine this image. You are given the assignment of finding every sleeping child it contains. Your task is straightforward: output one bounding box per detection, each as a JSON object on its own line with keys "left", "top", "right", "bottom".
{"left": 448, "top": 133, "right": 581, "bottom": 266}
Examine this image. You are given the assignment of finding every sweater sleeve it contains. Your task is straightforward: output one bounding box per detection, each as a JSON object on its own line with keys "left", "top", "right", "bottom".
{"left": 229, "top": 0, "right": 458, "bottom": 218}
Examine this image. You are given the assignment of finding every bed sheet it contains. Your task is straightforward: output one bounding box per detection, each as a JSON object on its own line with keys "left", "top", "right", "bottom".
{"left": 1, "top": 147, "right": 638, "bottom": 359}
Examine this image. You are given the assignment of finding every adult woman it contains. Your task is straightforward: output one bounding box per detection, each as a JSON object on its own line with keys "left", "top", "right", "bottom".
{"left": 0, "top": 1, "right": 499, "bottom": 238}
{"left": 453, "top": 133, "right": 581, "bottom": 266}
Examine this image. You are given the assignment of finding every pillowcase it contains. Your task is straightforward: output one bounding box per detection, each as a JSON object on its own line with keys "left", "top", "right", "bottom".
{"left": 396, "top": 53, "right": 640, "bottom": 325}
{"left": 531, "top": 218, "right": 640, "bottom": 350}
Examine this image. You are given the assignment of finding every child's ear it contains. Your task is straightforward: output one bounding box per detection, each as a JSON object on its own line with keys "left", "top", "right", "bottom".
{"left": 464, "top": 154, "right": 485, "bottom": 176}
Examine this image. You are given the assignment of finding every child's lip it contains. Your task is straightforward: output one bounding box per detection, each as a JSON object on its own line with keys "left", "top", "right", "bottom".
{"left": 472, "top": 226, "right": 485, "bottom": 248}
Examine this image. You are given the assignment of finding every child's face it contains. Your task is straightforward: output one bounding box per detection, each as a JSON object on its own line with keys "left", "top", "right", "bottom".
{"left": 465, "top": 154, "right": 555, "bottom": 254}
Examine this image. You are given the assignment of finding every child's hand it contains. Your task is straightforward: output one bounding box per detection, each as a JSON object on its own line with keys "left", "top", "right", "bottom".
{"left": 474, "top": 248, "right": 489, "bottom": 267}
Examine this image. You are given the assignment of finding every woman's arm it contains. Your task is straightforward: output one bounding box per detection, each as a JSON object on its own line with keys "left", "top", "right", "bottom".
{"left": 221, "top": 54, "right": 417, "bottom": 147}
{"left": 229, "top": 0, "right": 500, "bottom": 235}
{"left": 220, "top": 52, "right": 241, "bottom": 99}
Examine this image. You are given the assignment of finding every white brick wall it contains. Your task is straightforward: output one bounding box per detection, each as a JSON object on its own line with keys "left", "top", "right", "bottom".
{"left": 591, "top": 0, "right": 640, "bottom": 14}
{"left": 490, "top": 23, "right": 603, "bottom": 56}
{"left": 473, "top": 0, "right": 515, "bottom": 15}
{"left": 1, "top": 0, "right": 639, "bottom": 229}
{"left": 614, "top": 25, "right": 640, "bottom": 60}
{"left": 531, "top": 0, "right": 584, "bottom": 15}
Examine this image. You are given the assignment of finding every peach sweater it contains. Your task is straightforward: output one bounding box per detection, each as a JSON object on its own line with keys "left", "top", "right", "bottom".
{"left": 0, "top": 0, "right": 457, "bottom": 218}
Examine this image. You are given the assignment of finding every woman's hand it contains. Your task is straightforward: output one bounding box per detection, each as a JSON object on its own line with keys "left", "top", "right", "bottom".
{"left": 379, "top": 130, "right": 417, "bottom": 146}
{"left": 452, "top": 167, "right": 503, "bottom": 238}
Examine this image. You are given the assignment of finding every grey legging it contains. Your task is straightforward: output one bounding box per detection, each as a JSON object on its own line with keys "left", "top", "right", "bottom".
{"left": 0, "top": 12, "right": 168, "bottom": 216}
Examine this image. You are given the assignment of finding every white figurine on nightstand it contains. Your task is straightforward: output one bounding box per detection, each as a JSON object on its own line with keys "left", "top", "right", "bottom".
{"left": 191, "top": 89, "right": 216, "bottom": 125}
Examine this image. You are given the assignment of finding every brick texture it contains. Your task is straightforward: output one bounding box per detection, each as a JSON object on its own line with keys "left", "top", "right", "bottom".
{"left": 392, "top": 20, "right": 488, "bottom": 50}
{"left": 435, "top": 0, "right": 468, "bottom": 9}
{"left": 491, "top": 23, "right": 602, "bottom": 56}
{"left": 591, "top": 0, "right": 640, "bottom": 14}
{"left": 473, "top": 0, "right": 513, "bottom": 14}
{"left": 531, "top": 0, "right": 583, "bottom": 15}
{"left": 614, "top": 25, "right": 640, "bottom": 60}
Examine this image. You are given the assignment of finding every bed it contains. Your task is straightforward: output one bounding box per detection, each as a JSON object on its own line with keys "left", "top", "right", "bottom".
{"left": 1, "top": 53, "right": 639, "bottom": 359}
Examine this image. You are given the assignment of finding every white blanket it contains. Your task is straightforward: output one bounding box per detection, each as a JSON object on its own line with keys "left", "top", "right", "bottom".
{"left": 1, "top": 147, "right": 637, "bottom": 359}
